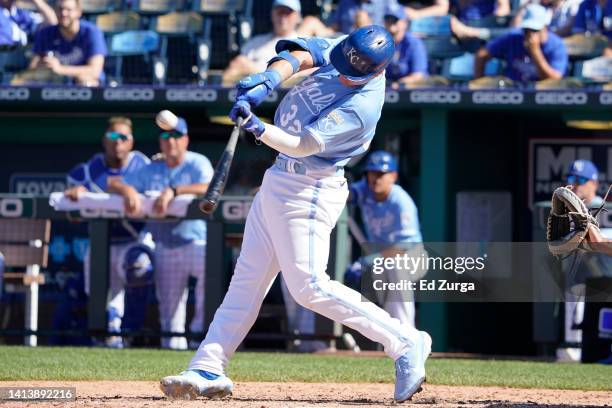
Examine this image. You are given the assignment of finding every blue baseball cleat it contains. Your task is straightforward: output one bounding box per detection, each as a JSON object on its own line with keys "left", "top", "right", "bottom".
{"left": 160, "top": 369, "right": 233, "bottom": 400}
{"left": 394, "top": 331, "right": 432, "bottom": 402}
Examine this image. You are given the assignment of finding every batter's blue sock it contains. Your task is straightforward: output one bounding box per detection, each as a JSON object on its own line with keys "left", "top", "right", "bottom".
{"left": 189, "top": 369, "right": 220, "bottom": 380}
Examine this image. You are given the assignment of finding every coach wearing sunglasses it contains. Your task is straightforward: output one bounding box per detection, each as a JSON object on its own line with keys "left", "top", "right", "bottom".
{"left": 64, "top": 116, "right": 150, "bottom": 348}
{"left": 109, "top": 111, "right": 214, "bottom": 350}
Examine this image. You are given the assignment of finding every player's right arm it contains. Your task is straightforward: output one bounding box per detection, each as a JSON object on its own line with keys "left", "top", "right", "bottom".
{"left": 64, "top": 163, "right": 88, "bottom": 201}
{"left": 236, "top": 37, "right": 338, "bottom": 107}
{"left": 107, "top": 178, "right": 142, "bottom": 216}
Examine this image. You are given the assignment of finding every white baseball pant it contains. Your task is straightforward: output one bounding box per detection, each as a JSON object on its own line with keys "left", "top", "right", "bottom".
{"left": 189, "top": 167, "right": 420, "bottom": 374}
{"left": 84, "top": 242, "right": 132, "bottom": 332}
{"left": 155, "top": 240, "right": 206, "bottom": 350}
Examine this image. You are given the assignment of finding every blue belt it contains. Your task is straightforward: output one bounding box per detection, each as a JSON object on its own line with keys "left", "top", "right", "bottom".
{"left": 274, "top": 157, "right": 344, "bottom": 177}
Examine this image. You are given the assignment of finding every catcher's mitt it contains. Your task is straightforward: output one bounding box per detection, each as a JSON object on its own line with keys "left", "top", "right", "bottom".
{"left": 547, "top": 186, "right": 601, "bottom": 257}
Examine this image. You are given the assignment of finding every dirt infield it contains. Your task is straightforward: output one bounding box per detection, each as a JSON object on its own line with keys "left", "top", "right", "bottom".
{"left": 1, "top": 381, "right": 611, "bottom": 407}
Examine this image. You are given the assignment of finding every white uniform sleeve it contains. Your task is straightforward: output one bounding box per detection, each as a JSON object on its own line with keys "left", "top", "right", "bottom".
{"left": 260, "top": 125, "right": 322, "bottom": 158}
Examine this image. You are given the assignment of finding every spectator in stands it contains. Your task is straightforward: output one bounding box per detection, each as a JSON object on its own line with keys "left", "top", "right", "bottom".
{"left": 474, "top": 4, "right": 568, "bottom": 81}
{"left": 64, "top": 116, "right": 151, "bottom": 349}
{"left": 383, "top": 3, "right": 428, "bottom": 86}
{"left": 449, "top": 0, "right": 510, "bottom": 40}
{"left": 298, "top": 0, "right": 448, "bottom": 37}
{"left": 28, "top": 0, "right": 106, "bottom": 86}
{"left": 572, "top": 0, "right": 612, "bottom": 55}
{"left": 512, "top": 0, "right": 582, "bottom": 37}
{"left": 451, "top": 0, "right": 510, "bottom": 22}
{"left": 0, "top": 0, "right": 56, "bottom": 47}
{"left": 404, "top": 0, "right": 450, "bottom": 20}
{"left": 109, "top": 113, "right": 214, "bottom": 350}
{"left": 222, "top": 0, "right": 301, "bottom": 85}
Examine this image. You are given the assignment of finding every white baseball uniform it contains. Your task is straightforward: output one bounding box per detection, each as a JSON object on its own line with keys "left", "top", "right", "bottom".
{"left": 188, "top": 36, "right": 421, "bottom": 374}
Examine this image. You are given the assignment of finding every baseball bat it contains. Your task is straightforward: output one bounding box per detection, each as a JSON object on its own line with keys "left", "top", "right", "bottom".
{"left": 199, "top": 117, "right": 244, "bottom": 214}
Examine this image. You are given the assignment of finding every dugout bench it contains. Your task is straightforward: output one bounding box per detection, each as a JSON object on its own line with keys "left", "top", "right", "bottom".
{"left": 0, "top": 194, "right": 350, "bottom": 346}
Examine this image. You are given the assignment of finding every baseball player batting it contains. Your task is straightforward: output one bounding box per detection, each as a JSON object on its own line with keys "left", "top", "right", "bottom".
{"left": 160, "top": 25, "right": 431, "bottom": 402}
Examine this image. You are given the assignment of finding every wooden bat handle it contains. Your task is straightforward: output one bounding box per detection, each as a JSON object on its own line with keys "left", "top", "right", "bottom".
{"left": 199, "top": 117, "right": 244, "bottom": 214}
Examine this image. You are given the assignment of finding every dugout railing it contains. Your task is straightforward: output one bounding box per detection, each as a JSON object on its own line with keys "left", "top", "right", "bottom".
{"left": 0, "top": 194, "right": 350, "bottom": 346}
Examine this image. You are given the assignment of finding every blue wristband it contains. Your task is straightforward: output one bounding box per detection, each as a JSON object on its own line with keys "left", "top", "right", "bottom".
{"left": 268, "top": 50, "right": 301, "bottom": 75}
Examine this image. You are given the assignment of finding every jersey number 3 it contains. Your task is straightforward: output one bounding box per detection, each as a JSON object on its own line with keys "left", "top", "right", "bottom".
{"left": 279, "top": 104, "right": 302, "bottom": 134}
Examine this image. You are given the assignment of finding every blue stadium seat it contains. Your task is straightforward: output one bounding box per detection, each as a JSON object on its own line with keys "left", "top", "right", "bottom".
{"left": 467, "top": 15, "right": 511, "bottom": 29}
{"left": 106, "top": 30, "right": 162, "bottom": 85}
{"left": 442, "top": 52, "right": 503, "bottom": 81}
{"left": 0, "top": 47, "right": 29, "bottom": 84}
{"left": 410, "top": 15, "right": 452, "bottom": 37}
{"left": 153, "top": 12, "right": 210, "bottom": 84}
{"left": 97, "top": 12, "right": 142, "bottom": 34}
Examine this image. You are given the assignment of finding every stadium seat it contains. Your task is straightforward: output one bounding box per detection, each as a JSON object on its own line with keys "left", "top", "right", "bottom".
{"left": 467, "top": 15, "right": 511, "bottom": 29}
{"left": 97, "top": 12, "right": 142, "bottom": 34}
{"left": 106, "top": 30, "right": 162, "bottom": 85}
{"left": 563, "top": 34, "right": 609, "bottom": 60}
{"left": 0, "top": 47, "right": 30, "bottom": 85}
{"left": 132, "top": 0, "right": 185, "bottom": 15}
{"left": 153, "top": 12, "right": 210, "bottom": 84}
{"left": 81, "top": 0, "right": 122, "bottom": 15}
{"left": 410, "top": 15, "right": 452, "bottom": 37}
{"left": 442, "top": 53, "right": 503, "bottom": 81}
{"left": 194, "top": 0, "right": 252, "bottom": 67}
{"left": 574, "top": 56, "right": 612, "bottom": 83}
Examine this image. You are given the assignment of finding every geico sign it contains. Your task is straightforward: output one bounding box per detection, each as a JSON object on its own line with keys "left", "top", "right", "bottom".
{"left": 166, "top": 89, "right": 217, "bottom": 102}
{"left": 535, "top": 92, "right": 587, "bottom": 105}
{"left": 385, "top": 90, "right": 399, "bottom": 103}
{"left": 600, "top": 92, "right": 612, "bottom": 105}
{"left": 0, "top": 198, "right": 23, "bottom": 217}
{"left": 410, "top": 91, "right": 461, "bottom": 104}
{"left": 222, "top": 201, "right": 252, "bottom": 221}
{"left": 41, "top": 88, "right": 92, "bottom": 101}
{"left": 0, "top": 88, "right": 29, "bottom": 100}
{"left": 472, "top": 91, "right": 523, "bottom": 104}
{"left": 104, "top": 88, "right": 154, "bottom": 101}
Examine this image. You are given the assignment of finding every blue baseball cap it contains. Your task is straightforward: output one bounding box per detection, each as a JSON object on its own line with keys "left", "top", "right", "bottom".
{"left": 272, "top": 0, "right": 301, "bottom": 13}
{"left": 520, "top": 4, "right": 549, "bottom": 31}
{"left": 567, "top": 159, "right": 598, "bottom": 181}
{"left": 384, "top": 3, "right": 406, "bottom": 22}
{"left": 364, "top": 151, "right": 398, "bottom": 173}
{"left": 157, "top": 115, "right": 188, "bottom": 135}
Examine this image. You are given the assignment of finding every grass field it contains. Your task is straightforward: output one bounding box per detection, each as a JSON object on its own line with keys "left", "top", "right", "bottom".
{"left": 0, "top": 346, "right": 610, "bottom": 391}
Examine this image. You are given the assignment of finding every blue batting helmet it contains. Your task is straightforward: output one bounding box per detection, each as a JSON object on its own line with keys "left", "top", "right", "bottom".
{"left": 330, "top": 25, "right": 395, "bottom": 83}
{"left": 120, "top": 243, "right": 154, "bottom": 287}
{"left": 364, "top": 151, "right": 398, "bottom": 173}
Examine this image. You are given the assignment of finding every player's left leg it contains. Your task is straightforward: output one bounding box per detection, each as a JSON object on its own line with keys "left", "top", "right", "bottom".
{"left": 155, "top": 243, "right": 192, "bottom": 350}
{"left": 266, "top": 171, "right": 430, "bottom": 401}
{"left": 384, "top": 301, "right": 416, "bottom": 328}
{"left": 187, "top": 240, "right": 206, "bottom": 349}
